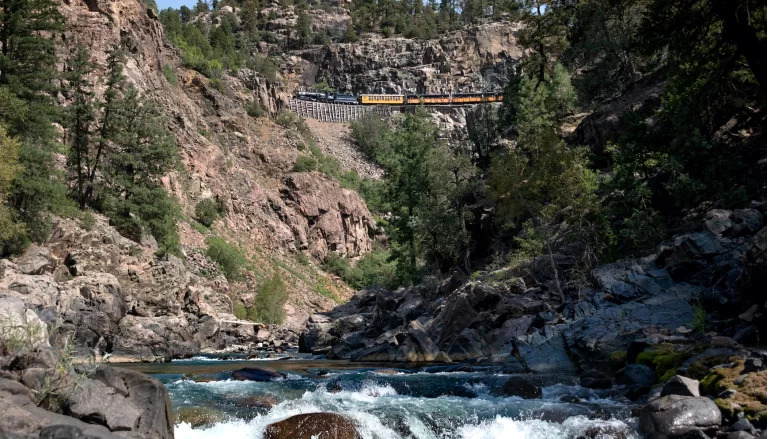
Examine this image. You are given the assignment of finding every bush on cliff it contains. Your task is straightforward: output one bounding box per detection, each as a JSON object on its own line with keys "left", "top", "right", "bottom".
{"left": 249, "top": 273, "right": 288, "bottom": 324}
{"left": 205, "top": 237, "right": 247, "bottom": 281}
{"left": 195, "top": 198, "right": 219, "bottom": 227}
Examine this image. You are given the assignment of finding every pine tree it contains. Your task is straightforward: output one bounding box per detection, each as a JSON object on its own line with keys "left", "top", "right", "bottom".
{"left": 0, "top": 0, "right": 65, "bottom": 101}
{"left": 102, "top": 84, "right": 180, "bottom": 255}
{"left": 64, "top": 46, "right": 96, "bottom": 208}
{"left": 295, "top": 3, "right": 312, "bottom": 48}
{"left": 379, "top": 110, "right": 439, "bottom": 282}
{"left": 0, "top": 0, "right": 68, "bottom": 243}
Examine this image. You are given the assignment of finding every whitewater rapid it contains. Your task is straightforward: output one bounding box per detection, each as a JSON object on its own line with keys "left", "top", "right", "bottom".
{"left": 158, "top": 365, "right": 641, "bottom": 439}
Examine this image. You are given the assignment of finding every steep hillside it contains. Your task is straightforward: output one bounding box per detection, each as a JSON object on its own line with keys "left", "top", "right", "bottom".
{"left": 55, "top": 0, "right": 379, "bottom": 336}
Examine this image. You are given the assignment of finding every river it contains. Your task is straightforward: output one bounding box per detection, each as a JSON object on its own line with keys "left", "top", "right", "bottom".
{"left": 122, "top": 354, "right": 642, "bottom": 439}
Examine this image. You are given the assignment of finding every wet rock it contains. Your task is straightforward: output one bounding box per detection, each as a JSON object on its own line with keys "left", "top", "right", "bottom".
{"left": 174, "top": 406, "right": 227, "bottom": 428}
{"left": 500, "top": 376, "right": 542, "bottom": 399}
{"left": 730, "top": 418, "right": 757, "bottom": 433}
{"left": 662, "top": 375, "right": 701, "bottom": 397}
{"left": 580, "top": 371, "right": 613, "bottom": 389}
{"left": 639, "top": 395, "right": 721, "bottom": 438}
{"left": 560, "top": 395, "right": 581, "bottom": 403}
{"left": 621, "top": 364, "right": 657, "bottom": 387}
{"left": 576, "top": 425, "right": 629, "bottom": 439}
{"left": 231, "top": 367, "right": 285, "bottom": 381}
{"left": 620, "top": 364, "right": 657, "bottom": 399}
{"left": 264, "top": 413, "right": 361, "bottom": 439}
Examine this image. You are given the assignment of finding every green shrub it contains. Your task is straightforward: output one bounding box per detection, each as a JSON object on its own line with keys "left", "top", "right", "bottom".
{"left": 195, "top": 198, "right": 219, "bottom": 227}
{"left": 205, "top": 237, "right": 247, "bottom": 281}
{"left": 308, "top": 141, "right": 341, "bottom": 179}
{"left": 690, "top": 303, "right": 708, "bottom": 334}
{"left": 322, "top": 252, "right": 351, "bottom": 278}
{"left": 190, "top": 221, "right": 208, "bottom": 234}
{"left": 292, "top": 155, "right": 317, "bottom": 172}
{"left": 209, "top": 78, "right": 225, "bottom": 92}
{"left": 275, "top": 109, "right": 298, "bottom": 128}
{"left": 0, "top": 205, "right": 28, "bottom": 257}
{"left": 295, "top": 252, "right": 310, "bottom": 266}
{"left": 162, "top": 64, "right": 179, "bottom": 87}
{"left": 350, "top": 113, "right": 390, "bottom": 158}
{"left": 245, "top": 100, "right": 264, "bottom": 118}
{"left": 249, "top": 273, "right": 288, "bottom": 324}
{"left": 311, "top": 80, "right": 333, "bottom": 93}
{"left": 347, "top": 249, "right": 397, "bottom": 289}
{"left": 245, "top": 55, "right": 277, "bottom": 82}
{"left": 232, "top": 301, "right": 247, "bottom": 320}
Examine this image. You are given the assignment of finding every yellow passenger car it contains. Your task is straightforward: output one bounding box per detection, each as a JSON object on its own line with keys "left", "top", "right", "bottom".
{"left": 360, "top": 94, "right": 405, "bottom": 105}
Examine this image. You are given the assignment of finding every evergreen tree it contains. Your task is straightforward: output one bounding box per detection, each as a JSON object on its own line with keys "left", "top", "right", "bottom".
{"left": 490, "top": 65, "right": 601, "bottom": 296}
{"left": 64, "top": 46, "right": 96, "bottom": 209}
{"left": 0, "top": 0, "right": 65, "bottom": 102}
{"left": 379, "top": 111, "right": 440, "bottom": 281}
{"left": 194, "top": 0, "right": 209, "bottom": 13}
{"left": 103, "top": 85, "right": 180, "bottom": 255}
{"left": 295, "top": 2, "right": 312, "bottom": 48}
{"left": 515, "top": 0, "right": 569, "bottom": 86}
{"left": 0, "top": 0, "right": 68, "bottom": 243}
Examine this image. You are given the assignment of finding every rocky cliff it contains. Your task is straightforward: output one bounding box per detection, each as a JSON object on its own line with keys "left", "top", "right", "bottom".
{"left": 12, "top": 0, "right": 390, "bottom": 358}
{"left": 301, "top": 203, "right": 766, "bottom": 372}
{"left": 295, "top": 21, "right": 523, "bottom": 94}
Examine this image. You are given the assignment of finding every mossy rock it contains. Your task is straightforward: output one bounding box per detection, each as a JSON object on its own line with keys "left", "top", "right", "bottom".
{"left": 609, "top": 351, "right": 627, "bottom": 371}
{"left": 635, "top": 344, "right": 691, "bottom": 380}
{"left": 175, "top": 406, "right": 227, "bottom": 429}
{"left": 686, "top": 355, "right": 727, "bottom": 379}
{"left": 659, "top": 368, "right": 677, "bottom": 383}
{"left": 700, "top": 358, "right": 767, "bottom": 423}
{"left": 700, "top": 357, "right": 744, "bottom": 395}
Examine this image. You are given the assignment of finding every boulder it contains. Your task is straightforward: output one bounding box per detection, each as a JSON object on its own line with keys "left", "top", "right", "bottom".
{"left": 66, "top": 365, "right": 174, "bottom": 439}
{"left": 231, "top": 367, "right": 285, "bottom": 381}
{"left": 639, "top": 395, "right": 721, "bottom": 438}
{"left": 662, "top": 375, "right": 700, "bottom": 397}
{"left": 500, "top": 376, "right": 542, "bottom": 399}
{"left": 620, "top": 364, "right": 657, "bottom": 400}
{"left": 621, "top": 364, "right": 657, "bottom": 388}
{"left": 174, "top": 406, "right": 227, "bottom": 428}
{"left": 264, "top": 413, "right": 361, "bottom": 439}
{"left": 14, "top": 246, "right": 52, "bottom": 275}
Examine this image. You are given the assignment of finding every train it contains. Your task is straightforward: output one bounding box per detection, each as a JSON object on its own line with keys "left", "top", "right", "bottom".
{"left": 296, "top": 91, "right": 504, "bottom": 106}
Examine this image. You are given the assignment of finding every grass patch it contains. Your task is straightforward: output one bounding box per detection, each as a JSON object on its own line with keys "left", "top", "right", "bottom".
{"left": 163, "top": 64, "right": 179, "bottom": 87}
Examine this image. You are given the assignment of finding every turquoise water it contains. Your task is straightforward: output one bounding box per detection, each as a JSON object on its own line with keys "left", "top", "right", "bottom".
{"left": 127, "top": 355, "right": 642, "bottom": 439}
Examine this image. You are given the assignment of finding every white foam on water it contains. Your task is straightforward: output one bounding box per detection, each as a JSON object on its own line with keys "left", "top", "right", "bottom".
{"left": 172, "top": 372, "right": 640, "bottom": 439}
{"left": 455, "top": 415, "right": 640, "bottom": 439}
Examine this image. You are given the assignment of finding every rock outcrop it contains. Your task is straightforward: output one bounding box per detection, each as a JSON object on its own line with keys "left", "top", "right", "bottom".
{"left": 0, "top": 341, "right": 173, "bottom": 438}
{"left": 287, "top": 22, "right": 522, "bottom": 95}
{"left": 300, "top": 204, "right": 766, "bottom": 375}
{"left": 0, "top": 215, "right": 257, "bottom": 360}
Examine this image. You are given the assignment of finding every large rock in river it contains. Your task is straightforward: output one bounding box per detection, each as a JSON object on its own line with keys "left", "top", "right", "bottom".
{"left": 231, "top": 367, "right": 285, "bottom": 381}
{"left": 500, "top": 376, "right": 542, "bottom": 399}
{"left": 264, "top": 413, "right": 361, "bottom": 439}
{"left": 639, "top": 395, "right": 721, "bottom": 438}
